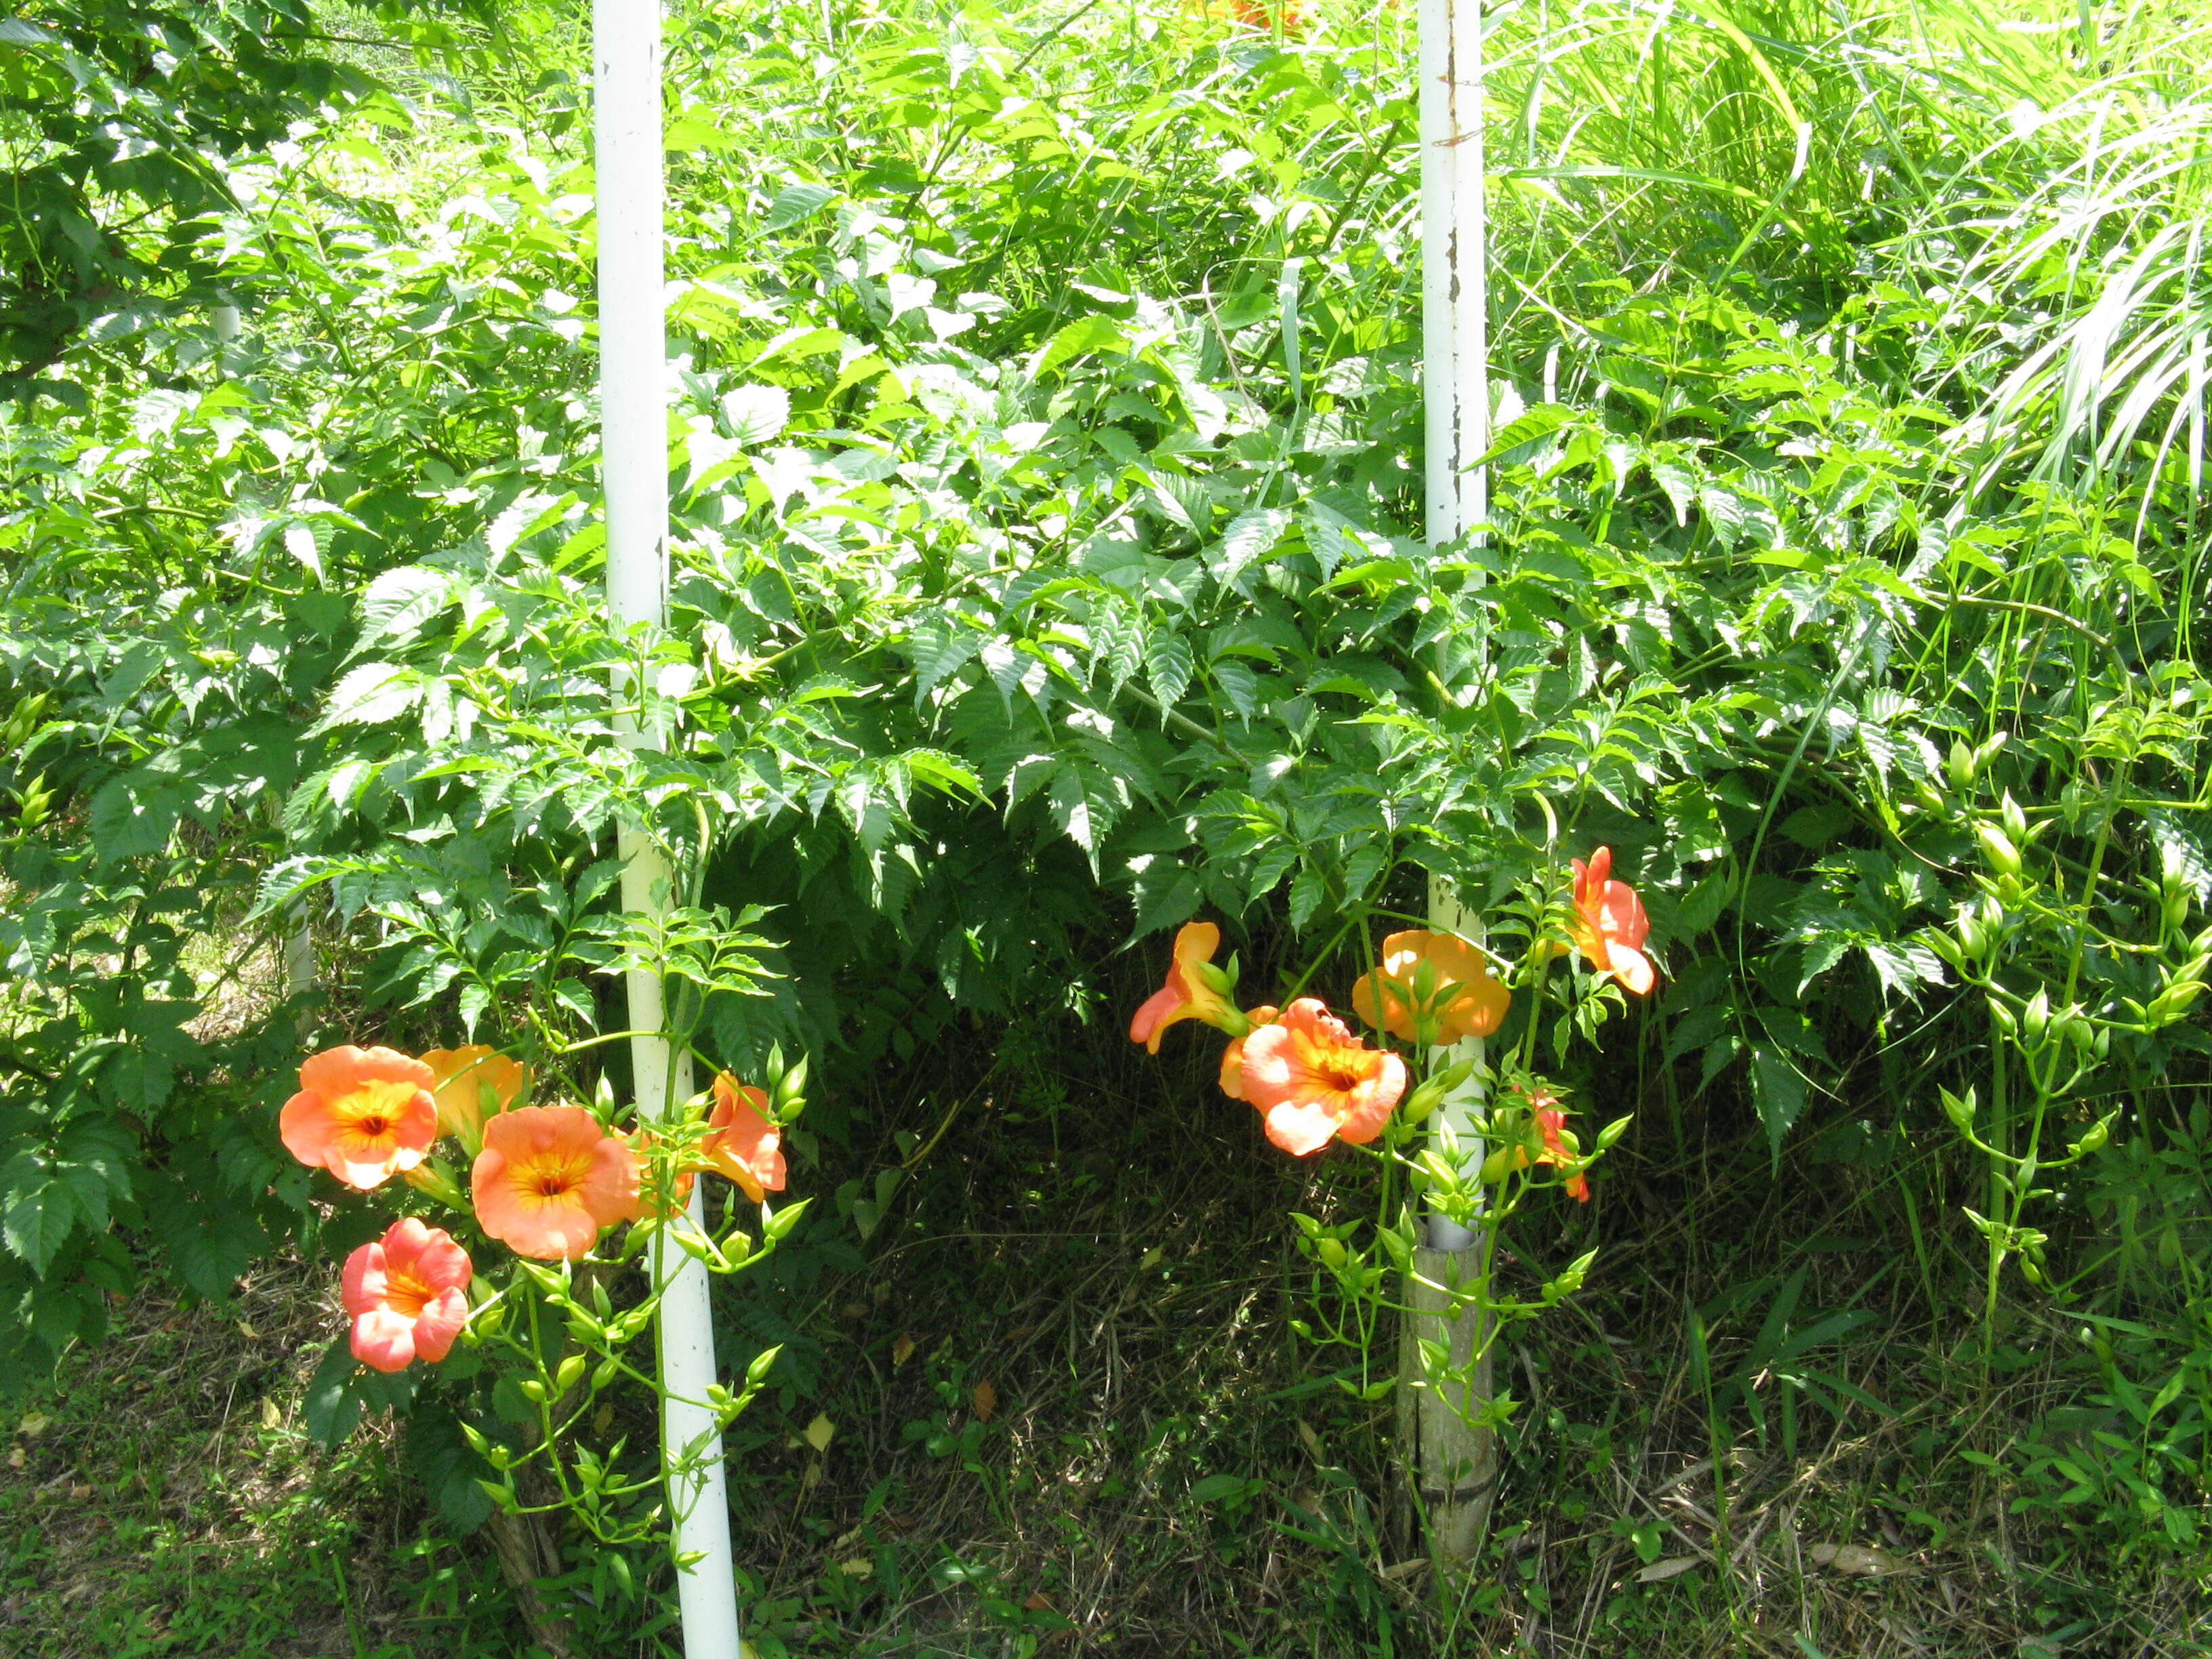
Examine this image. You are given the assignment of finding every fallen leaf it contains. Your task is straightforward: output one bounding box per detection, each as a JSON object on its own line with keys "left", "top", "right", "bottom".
{"left": 1810, "top": 1542, "right": 1912, "bottom": 1577}
{"left": 6, "top": 1447, "right": 23, "bottom": 1469}
{"left": 1022, "top": 1591, "right": 1054, "bottom": 1612}
{"left": 260, "top": 1399, "right": 283, "bottom": 1431}
{"left": 835, "top": 1557, "right": 873, "bottom": 1578}
{"left": 892, "top": 1332, "right": 916, "bottom": 1368}
{"left": 236, "top": 1320, "right": 258, "bottom": 1340}
{"left": 592, "top": 1401, "right": 615, "bottom": 1435}
{"left": 840, "top": 1301, "right": 869, "bottom": 1320}
{"left": 16, "top": 1412, "right": 49, "bottom": 1438}
{"left": 1379, "top": 1558, "right": 1426, "bottom": 1582}
{"left": 1636, "top": 1555, "right": 1704, "bottom": 1583}
{"left": 1294, "top": 1419, "right": 1322, "bottom": 1458}
{"left": 1136, "top": 1246, "right": 1164, "bottom": 1271}
{"left": 802, "top": 1412, "right": 835, "bottom": 1452}
{"left": 972, "top": 1380, "right": 998, "bottom": 1422}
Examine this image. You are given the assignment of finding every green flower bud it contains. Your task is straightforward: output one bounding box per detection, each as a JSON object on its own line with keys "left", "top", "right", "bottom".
{"left": 1940, "top": 1087, "right": 1977, "bottom": 1134}
{"left": 1975, "top": 823, "right": 2024, "bottom": 876}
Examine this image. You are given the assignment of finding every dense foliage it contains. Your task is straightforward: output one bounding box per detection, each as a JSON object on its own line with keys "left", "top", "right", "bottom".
{"left": 3, "top": 0, "right": 2209, "bottom": 1651}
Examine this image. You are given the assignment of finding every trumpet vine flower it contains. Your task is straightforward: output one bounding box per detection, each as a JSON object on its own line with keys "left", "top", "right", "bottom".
{"left": 471, "top": 1105, "right": 640, "bottom": 1260}
{"left": 342, "top": 1216, "right": 472, "bottom": 1373}
{"left": 1130, "top": 922, "right": 1248, "bottom": 1053}
{"left": 1238, "top": 998, "right": 1409, "bottom": 1156}
{"left": 1569, "top": 846, "right": 1656, "bottom": 994}
{"left": 701, "top": 1075, "right": 785, "bottom": 1204}
{"left": 421, "top": 1046, "right": 530, "bottom": 1156}
{"left": 279, "top": 1046, "right": 438, "bottom": 1191}
{"left": 1352, "top": 929, "right": 1511, "bottom": 1045}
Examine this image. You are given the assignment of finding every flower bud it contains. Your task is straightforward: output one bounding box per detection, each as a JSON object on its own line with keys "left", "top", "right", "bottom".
{"left": 1947, "top": 739, "right": 1975, "bottom": 792}
{"left": 1975, "top": 819, "right": 2022, "bottom": 871}
{"left": 2000, "top": 792, "right": 2029, "bottom": 844}
{"left": 1988, "top": 997, "right": 2018, "bottom": 1037}
{"left": 2023, "top": 989, "right": 2050, "bottom": 1043}
{"left": 2068, "top": 1118, "right": 2110, "bottom": 1158}
{"left": 1316, "top": 1237, "right": 1347, "bottom": 1270}
{"left": 1940, "top": 1086, "right": 1977, "bottom": 1134}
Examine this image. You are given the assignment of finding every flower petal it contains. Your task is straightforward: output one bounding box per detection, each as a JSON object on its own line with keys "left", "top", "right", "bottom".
{"left": 351, "top": 1308, "right": 418, "bottom": 1373}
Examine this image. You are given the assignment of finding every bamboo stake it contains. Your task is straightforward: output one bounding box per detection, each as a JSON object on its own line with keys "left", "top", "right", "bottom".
{"left": 594, "top": 0, "right": 743, "bottom": 1652}
{"left": 1404, "top": 0, "right": 1495, "bottom": 1582}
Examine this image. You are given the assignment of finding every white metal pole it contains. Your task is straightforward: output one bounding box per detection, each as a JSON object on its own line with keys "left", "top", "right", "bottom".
{"left": 594, "top": 1, "right": 743, "bottom": 1653}
{"left": 1406, "top": 0, "right": 1496, "bottom": 1579}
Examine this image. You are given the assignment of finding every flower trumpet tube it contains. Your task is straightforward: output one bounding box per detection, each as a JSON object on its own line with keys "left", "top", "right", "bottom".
{"left": 420, "top": 1046, "right": 531, "bottom": 1157}
{"left": 342, "top": 1216, "right": 472, "bottom": 1373}
{"left": 701, "top": 1074, "right": 785, "bottom": 1204}
{"left": 1352, "top": 929, "right": 1511, "bottom": 1045}
{"left": 279, "top": 1046, "right": 438, "bottom": 1191}
{"left": 1238, "top": 998, "right": 1410, "bottom": 1155}
{"left": 1568, "top": 846, "right": 1656, "bottom": 995}
{"left": 1130, "top": 922, "right": 1249, "bottom": 1053}
{"left": 471, "top": 1105, "right": 641, "bottom": 1260}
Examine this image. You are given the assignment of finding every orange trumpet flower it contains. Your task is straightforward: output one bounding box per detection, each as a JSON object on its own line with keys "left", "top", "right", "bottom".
{"left": 701, "top": 1075, "right": 786, "bottom": 1205}
{"left": 1568, "top": 847, "right": 1656, "bottom": 994}
{"left": 279, "top": 1046, "right": 438, "bottom": 1191}
{"left": 342, "top": 1216, "right": 472, "bottom": 1373}
{"left": 471, "top": 1105, "right": 640, "bottom": 1261}
{"left": 1238, "top": 998, "right": 1409, "bottom": 1156}
{"left": 1130, "top": 922, "right": 1247, "bottom": 1054}
{"left": 420, "top": 1046, "right": 530, "bottom": 1156}
{"left": 1352, "top": 929, "right": 1511, "bottom": 1045}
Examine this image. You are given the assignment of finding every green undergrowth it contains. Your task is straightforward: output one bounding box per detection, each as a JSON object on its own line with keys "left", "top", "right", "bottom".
{"left": 10, "top": 952, "right": 2206, "bottom": 1658}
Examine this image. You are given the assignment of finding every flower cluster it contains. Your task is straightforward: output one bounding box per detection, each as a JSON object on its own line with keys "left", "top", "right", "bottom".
{"left": 1129, "top": 847, "right": 1656, "bottom": 1203}
{"left": 279, "top": 1044, "right": 787, "bottom": 1374}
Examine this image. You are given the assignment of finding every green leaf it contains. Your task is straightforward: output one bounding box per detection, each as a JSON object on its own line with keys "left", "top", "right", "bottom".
{"left": 302, "top": 1343, "right": 364, "bottom": 1448}
{"left": 1, "top": 1176, "right": 75, "bottom": 1275}
{"left": 1145, "top": 630, "right": 1193, "bottom": 710}
{"left": 355, "top": 567, "right": 454, "bottom": 653}
{"left": 1189, "top": 1473, "right": 1256, "bottom": 1505}
{"left": 318, "top": 662, "right": 422, "bottom": 730}
{"left": 762, "top": 182, "right": 838, "bottom": 230}
{"left": 1751, "top": 1045, "right": 1808, "bottom": 1161}
{"left": 1030, "top": 314, "right": 1127, "bottom": 379}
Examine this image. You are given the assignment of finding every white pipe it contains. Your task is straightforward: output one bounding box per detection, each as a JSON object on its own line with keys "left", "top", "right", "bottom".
{"left": 594, "top": 1, "right": 743, "bottom": 1653}
{"left": 1420, "top": 0, "right": 1487, "bottom": 548}
{"left": 1419, "top": 0, "right": 1489, "bottom": 1248}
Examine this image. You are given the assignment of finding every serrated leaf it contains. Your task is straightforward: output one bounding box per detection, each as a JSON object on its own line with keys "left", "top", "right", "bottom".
{"left": 1, "top": 1179, "right": 75, "bottom": 1275}
{"left": 1208, "top": 508, "right": 1291, "bottom": 586}
{"left": 1649, "top": 458, "right": 1696, "bottom": 526}
{"left": 319, "top": 662, "right": 422, "bottom": 730}
{"left": 1751, "top": 1045, "right": 1807, "bottom": 1161}
{"left": 1145, "top": 631, "right": 1193, "bottom": 711}
{"left": 911, "top": 615, "right": 981, "bottom": 702}
{"left": 355, "top": 567, "right": 453, "bottom": 653}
